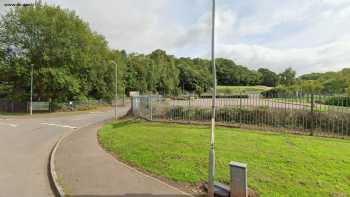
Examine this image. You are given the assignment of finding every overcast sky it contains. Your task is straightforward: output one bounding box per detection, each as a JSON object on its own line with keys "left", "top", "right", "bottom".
{"left": 1, "top": 0, "right": 350, "bottom": 74}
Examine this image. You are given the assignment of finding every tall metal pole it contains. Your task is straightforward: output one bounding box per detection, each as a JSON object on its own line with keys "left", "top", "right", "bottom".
{"left": 115, "top": 62, "right": 118, "bottom": 120}
{"left": 30, "top": 64, "right": 33, "bottom": 115}
{"left": 208, "top": 0, "right": 216, "bottom": 196}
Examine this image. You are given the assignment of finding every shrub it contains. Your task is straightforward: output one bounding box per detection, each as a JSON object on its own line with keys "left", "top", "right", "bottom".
{"left": 323, "top": 96, "right": 350, "bottom": 107}
{"left": 164, "top": 107, "right": 350, "bottom": 136}
{"left": 200, "top": 95, "right": 249, "bottom": 99}
{"left": 261, "top": 86, "right": 290, "bottom": 98}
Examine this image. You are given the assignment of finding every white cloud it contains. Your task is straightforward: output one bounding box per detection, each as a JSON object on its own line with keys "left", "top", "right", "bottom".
{"left": 45, "top": 0, "right": 183, "bottom": 54}
{"left": 1, "top": 0, "right": 350, "bottom": 74}
{"left": 217, "top": 36, "right": 350, "bottom": 75}
{"left": 235, "top": 1, "right": 314, "bottom": 36}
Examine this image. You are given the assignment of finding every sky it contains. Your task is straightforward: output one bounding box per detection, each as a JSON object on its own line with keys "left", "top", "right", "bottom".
{"left": 1, "top": 0, "right": 350, "bottom": 75}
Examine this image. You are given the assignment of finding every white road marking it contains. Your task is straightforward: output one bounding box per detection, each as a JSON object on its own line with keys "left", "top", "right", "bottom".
{"left": 40, "top": 123, "right": 77, "bottom": 129}
{"left": 71, "top": 118, "right": 85, "bottom": 121}
{"left": 88, "top": 112, "right": 104, "bottom": 114}
{"left": 0, "top": 122, "right": 17, "bottom": 127}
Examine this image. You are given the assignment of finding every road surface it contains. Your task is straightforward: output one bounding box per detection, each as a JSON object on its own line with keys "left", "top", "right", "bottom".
{"left": 0, "top": 107, "right": 129, "bottom": 197}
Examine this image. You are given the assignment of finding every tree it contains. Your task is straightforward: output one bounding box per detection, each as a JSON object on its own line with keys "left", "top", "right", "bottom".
{"left": 299, "top": 73, "right": 323, "bottom": 80}
{"left": 296, "top": 68, "right": 350, "bottom": 95}
{"left": 216, "top": 58, "right": 261, "bottom": 86}
{"left": 125, "top": 54, "right": 151, "bottom": 94}
{"left": 346, "top": 84, "right": 350, "bottom": 96}
{"left": 279, "top": 67, "right": 296, "bottom": 86}
{"left": 0, "top": 4, "right": 112, "bottom": 101}
{"left": 176, "top": 57, "right": 211, "bottom": 95}
{"left": 149, "top": 50, "right": 179, "bottom": 95}
{"left": 322, "top": 79, "right": 348, "bottom": 94}
{"left": 258, "top": 68, "right": 279, "bottom": 87}
{"left": 298, "top": 80, "right": 323, "bottom": 94}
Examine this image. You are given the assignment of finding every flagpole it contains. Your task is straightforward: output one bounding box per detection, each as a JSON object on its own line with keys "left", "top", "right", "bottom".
{"left": 208, "top": 0, "right": 216, "bottom": 196}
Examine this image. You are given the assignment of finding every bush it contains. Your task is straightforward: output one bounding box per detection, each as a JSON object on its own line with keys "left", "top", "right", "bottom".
{"left": 200, "top": 95, "right": 249, "bottom": 99}
{"left": 261, "top": 86, "right": 290, "bottom": 98}
{"left": 323, "top": 96, "right": 350, "bottom": 107}
{"left": 51, "top": 100, "right": 110, "bottom": 112}
{"left": 164, "top": 106, "right": 350, "bottom": 136}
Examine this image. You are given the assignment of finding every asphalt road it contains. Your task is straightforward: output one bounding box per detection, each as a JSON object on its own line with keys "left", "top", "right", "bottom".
{"left": 0, "top": 106, "right": 129, "bottom": 197}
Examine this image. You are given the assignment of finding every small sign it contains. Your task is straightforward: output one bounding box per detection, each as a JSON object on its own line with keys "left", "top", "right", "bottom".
{"left": 32, "top": 102, "right": 50, "bottom": 111}
{"left": 129, "top": 91, "right": 140, "bottom": 97}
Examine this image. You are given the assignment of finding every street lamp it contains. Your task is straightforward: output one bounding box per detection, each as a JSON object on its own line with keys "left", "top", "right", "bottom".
{"left": 113, "top": 61, "right": 118, "bottom": 120}
{"left": 30, "top": 63, "right": 34, "bottom": 115}
{"left": 208, "top": 0, "right": 216, "bottom": 197}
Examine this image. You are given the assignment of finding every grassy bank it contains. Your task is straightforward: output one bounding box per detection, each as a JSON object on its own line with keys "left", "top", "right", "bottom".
{"left": 99, "top": 121, "right": 350, "bottom": 197}
{"left": 217, "top": 85, "right": 272, "bottom": 95}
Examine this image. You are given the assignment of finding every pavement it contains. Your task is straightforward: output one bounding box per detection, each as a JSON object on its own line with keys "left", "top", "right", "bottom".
{"left": 0, "top": 106, "right": 129, "bottom": 197}
{"left": 54, "top": 109, "right": 191, "bottom": 197}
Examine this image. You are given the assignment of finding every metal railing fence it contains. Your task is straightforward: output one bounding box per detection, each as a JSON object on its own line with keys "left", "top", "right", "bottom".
{"left": 132, "top": 93, "right": 350, "bottom": 138}
{"left": 0, "top": 100, "right": 28, "bottom": 113}
{"left": 0, "top": 98, "right": 130, "bottom": 113}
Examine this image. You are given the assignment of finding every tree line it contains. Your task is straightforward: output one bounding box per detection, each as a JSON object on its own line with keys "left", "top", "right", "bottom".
{"left": 265, "top": 68, "right": 350, "bottom": 96}
{"left": 0, "top": 4, "right": 348, "bottom": 103}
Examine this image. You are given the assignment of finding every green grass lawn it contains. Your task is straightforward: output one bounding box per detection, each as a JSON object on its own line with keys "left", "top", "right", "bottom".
{"left": 99, "top": 121, "right": 350, "bottom": 197}
{"left": 217, "top": 85, "right": 272, "bottom": 95}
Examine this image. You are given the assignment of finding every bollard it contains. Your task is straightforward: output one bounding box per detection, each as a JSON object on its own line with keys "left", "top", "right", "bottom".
{"left": 229, "top": 161, "right": 247, "bottom": 197}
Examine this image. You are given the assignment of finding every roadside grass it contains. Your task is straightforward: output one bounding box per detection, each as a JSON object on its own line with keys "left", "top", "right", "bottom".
{"left": 99, "top": 121, "right": 350, "bottom": 197}
{"left": 0, "top": 112, "right": 28, "bottom": 116}
{"left": 217, "top": 86, "right": 272, "bottom": 95}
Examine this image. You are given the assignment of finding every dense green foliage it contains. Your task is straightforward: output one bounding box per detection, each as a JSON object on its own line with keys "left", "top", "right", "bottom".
{"left": 258, "top": 68, "right": 279, "bottom": 87}
{"left": 166, "top": 105, "right": 350, "bottom": 133}
{"left": 100, "top": 121, "right": 350, "bottom": 197}
{"left": 279, "top": 67, "right": 296, "bottom": 86}
{"left": 322, "top": 96, "right": 350, "bottom": 107}
{"left": 176, "top": 57, "right": 211, "bottom": 95}
{"left": 129, "top": 50, "right": 180, "bottom": 95}
{"left": 216, "top": 58, "right": 261, "bottom": 86}
{"left": 0, "top": 5, "right": 114, "bottom": 101}
{"left": 298, "top": 68, "right": 350, "bottom": 94}
{"left": 263, "top": 68, "right": 350, "bottom": 96}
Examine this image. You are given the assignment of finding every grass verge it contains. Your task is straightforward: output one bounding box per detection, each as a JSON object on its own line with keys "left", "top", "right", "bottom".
{"left": 217, "top": 86, "right": 272, "bottom": 95}
{"left": 99, "top": 120, "right": 350, "bottom": 197}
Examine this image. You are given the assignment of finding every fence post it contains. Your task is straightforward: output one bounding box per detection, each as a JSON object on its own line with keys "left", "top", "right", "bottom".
{"left": 239, "top": 91, "right": 242, "bottom": 127}
{"left": 310, "top": 93, "right": 315, "bottom": 136}
{"left": 188, "top": 96, "right": 191, "bottom": 122}
{"left": 149, "top": 96, "right": 153, "bottom": 121}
